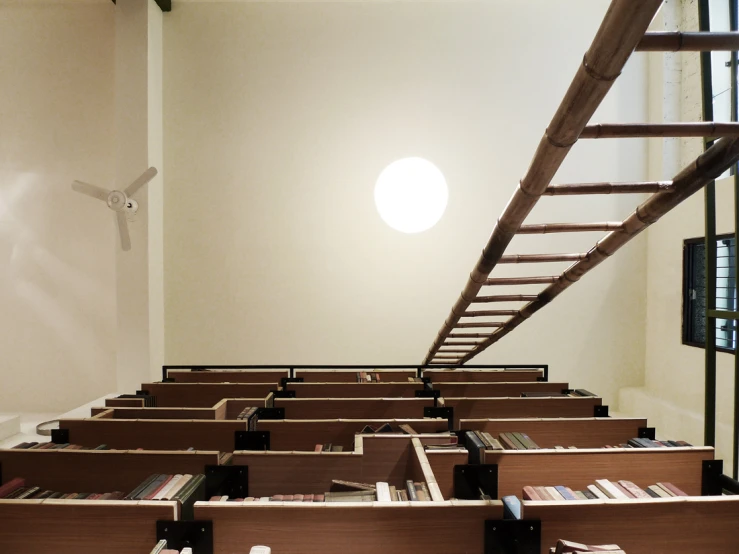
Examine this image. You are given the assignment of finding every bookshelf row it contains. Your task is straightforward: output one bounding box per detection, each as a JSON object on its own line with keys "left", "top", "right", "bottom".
{"left": 1, "top": 365, "right": 737, "bottom": 553}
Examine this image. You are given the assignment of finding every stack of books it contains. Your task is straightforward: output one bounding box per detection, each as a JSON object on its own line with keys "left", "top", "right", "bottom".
{"left": 356, "top": 372, "right": 381, "bottom": 382}
{"left": 230, "top": 480, "right": 434, "bottom": 503}
{"left": 125, "top": 473, "right": 205, "bottom": 502}
{"left": 549, "top": 539, "right": 625, "bottom": 553}
{"left": 12, "top": 442, "right": 108, "bottom": 450}
{"left": 523, "top": 479, "right": 688, "bottom": 501}
{"left": 313, "top": 444, "right": 344, "bottom": 452}
{"left": 0, "top": 478, "right": 125, "bottom": 500}
{"left": 236, "top": 407, "right": 259, "bottom": 431}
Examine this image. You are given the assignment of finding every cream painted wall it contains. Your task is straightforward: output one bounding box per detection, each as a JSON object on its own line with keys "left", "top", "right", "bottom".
{"left": 164, "top": 0, "right": 650, "bottom": 408}
{"left": 0, "top": 1, "right": 117, "bottom": 411}
{"left": 620, "top": 0, "right": 737, "bottom": 469}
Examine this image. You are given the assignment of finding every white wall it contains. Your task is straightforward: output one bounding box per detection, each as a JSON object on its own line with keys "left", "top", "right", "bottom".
{"left": 0, "top": 0, "right": 117, "bottom": 412}
{"left": 620, "top": 0, "right": 737, "bottom": 469}
{"left": 164, "top": 0, "right": 650, "bottom": 408}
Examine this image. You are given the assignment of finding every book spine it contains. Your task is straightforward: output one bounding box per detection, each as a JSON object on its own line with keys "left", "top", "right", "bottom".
{"left": 405, "top": 480, "right": 418, "bottom": 501}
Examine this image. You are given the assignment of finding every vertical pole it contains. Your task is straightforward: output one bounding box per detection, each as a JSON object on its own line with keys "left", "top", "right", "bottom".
{"left": 699, "top": 0, "right": 717, "bottom": 448}
{"left": 731, "top": 0, "right": 739, "bottom": 479}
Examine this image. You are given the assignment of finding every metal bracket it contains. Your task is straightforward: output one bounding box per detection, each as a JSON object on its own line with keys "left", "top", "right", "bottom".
{"left": 162, "top": 377, "right": 175, "bottom": 383}
{"left": 421, "top": 376, "right": 432, "bottom": 384}
{"left": 270, "top": 389, "right": 296, "bottom": 399}
{"left": 638, "top": 427, "right": 656, "bottom": 440}
{"left": 594, "top": 405, "right": 609, "bottom": 417}
{"left": 484, "top": 520, "right": 541, "bottom": 554}
{"left": 205, "top": 465, "right": 248, "bottom": 500}
{"left": 235, "top": 430, "right": 270, "bottom": 451}
{"left": 561, "top": 388, "right": 573, "bottom": 395}
{"left": 156, "top": 521, "right": 213, "bottom": 554}
{"left": 280, "top": 377, "right": 304, "bottom": 388}
{"left": 702, "top": 459, "right": 724, "bottom": 495}
{"left": 454, "top": 464, "right": 498, "bottom": 500}
{"left": 257, "top": 407, "right": 285, "bottom": 420}
{"left": 424, "top": 406, "right": 454, "bottom": 431}
{"left": 51, "top": 428, "right": 69, "bottom": 445}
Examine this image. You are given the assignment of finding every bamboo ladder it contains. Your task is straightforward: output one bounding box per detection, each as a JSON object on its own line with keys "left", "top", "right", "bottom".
{"left": 424, "top": 2, "right": 739, "bottom": 365}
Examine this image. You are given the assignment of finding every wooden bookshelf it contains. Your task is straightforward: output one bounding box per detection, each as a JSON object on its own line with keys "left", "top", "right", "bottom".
{"left": 460, "top": 417, "right": 648, "bottom": 447}
{"left": 272, "top": 398, "right": 437, "bottom": 419}
{"left": 58, "top": 418, "right": 250, "bottom": 451}
{"left": 423, "top": 369, "right": 544, "bottom": 382}
{"left": 0, "top": 449, "right": 219, "bottom": 493}
{"left": 487, "top": 447, "right": 714, "bottom": 497}
{"left": 434, "top": 381, "right": 568, "bottom": 397}
{"left": 294, "top": 370, "right": 417, "bottom": 382}
{"left": 167, "top": 369, "right": 288, "bottom": 383}
{"left": 257, "top": 419, "right": 449, "bottom": 451}
{"left": 523, "top": 496, "right": 739, "bottom": 554}
{"left": 0, "top": 500, "right": 178, "bottom": 554}
{"left": 441, "top": 396, "right": 602, "bottom": 420}
{"left": 288, "top": 382, "right": 425, "bottom": 398}
{"left": 143, "top": 382, "right": 275, "bottom": 407}
{"left": 195, "top": 500, "right": 502, "bottom": 554}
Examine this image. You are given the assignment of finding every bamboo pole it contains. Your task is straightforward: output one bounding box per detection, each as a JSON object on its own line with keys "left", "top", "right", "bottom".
{"left": 423, "top": 0, "right": 663, "bottom": 364}
{"left": 637, "top": 32, "right": 739, "bottom": 51}
{"left": 455, "top": 322, "right": 506, "bottom": 328}
{"left": 544, "top": 182, "right": 674, "bottom": 195}
{"left": 458, "top": 137, "right": 739, "bottom": 363}
{"left": 444, "top": 341, "right": 483, "bottom": 346}
{"left": 438, "top": 350, "right": 473, "bottom": 354}
{"left": 499, "top": 253, "right": 587, "bottom": 263}
{"left": 472, "top": 295, "right": 539, "bottom": 303}
{"left": 581, "top": 122, "right": 739, "bottom": 138}
{"left": 463, "top": 310, "right": 519, "bottom": 317}
{"left": 485, "top": 276, "right": 558, "bottom": 286}
{"left": 517, "top": 222, "right": 624, "bottom": 234}
{"left": 448, "top": 333, "right": 492, "bottom": 338}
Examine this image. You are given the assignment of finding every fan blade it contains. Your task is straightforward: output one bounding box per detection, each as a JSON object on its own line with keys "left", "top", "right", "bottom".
{"left": 116, "top": 211, "right": 131, "bottom": 251}
{"left": 123, "top": 166, "right": 158, "bottom": 197}
{"left": 72, "top": 181, "right": 110, "bottom": 202}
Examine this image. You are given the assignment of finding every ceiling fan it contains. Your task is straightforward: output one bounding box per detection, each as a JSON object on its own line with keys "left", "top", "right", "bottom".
{"left": 71, "top": 167, "right": 158, "bottom": 251}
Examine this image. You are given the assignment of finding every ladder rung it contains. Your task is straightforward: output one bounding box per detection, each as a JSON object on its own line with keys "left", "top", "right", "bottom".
{"left": 463, "top": 310, "right": 518, "bottom": 317}
{"left": 448, "top": 333, "right": 492, "bottom": 338}
{"left": 500, "top": 253, "right": 587, "bottom": 263}
{"left": 473, "top": 295, "right": 538, "bottom": 303}
{"left": 485, "top": 276, "right": 558, "bottom": 286}
{"left": 580, "top": 122, "right": 739, "bottom": 138}
{"left": 543, "top": 182, "right": 674, "bottom": 195}
{"left": 454, "top": 322, "right": 506, "bottom": 328}
{"left": 443, "top": 341, "right": 483, "bottom": 346}
{"left": 517, "top": 223, "right": 624, "bottom": 234}
{"left": 433, "top": 356, "right": 462, "bottom": 360}
{"left": 637, "top": 32, "right": 739, "bottom": 52}
{"left": 438, "top": 349, "right": 473, "bottom": 354}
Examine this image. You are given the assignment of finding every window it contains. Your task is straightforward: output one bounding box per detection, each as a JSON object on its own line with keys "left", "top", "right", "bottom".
{"left": 683, "top": 235, "right": 737, "bottom": 352}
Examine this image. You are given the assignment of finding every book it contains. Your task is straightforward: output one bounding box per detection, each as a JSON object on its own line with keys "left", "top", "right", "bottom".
{"left": 555, "top": 486, "right": 578, "bottom": 500}
{"left": 617, "top": 480, "right": 650, "bottom": 499}
{"left": 144, "top": 475, "right": 173, "bottom": 500}
{"left": 464, "top": 430, "right": 486, "bottom": 464}
{"left": 594, "top": 479, "right": 628, "bottom": 499}
{"left": 397, "top": 489, "right": 408, "bottom": 501}
{"left": 0, "top": 478, "right": 25, "bottom": 499}
{"left": 154, "top": 474, "right": 183, "bottom": 500}
{"left": 331, "top": 480, "right": 376, "bottom": 492}
{"left": 481, "top": 432, "right": 504, "bottom": 450}
{"left": 498, "top": 433, "right": 519, "bottom": 450}
{"left": 405, "top": 480, "right": 418, "bottom": 501}
{"left": 414, "top": 482, "right": 428, "bottom": 501}
{"left": 125, "top": 474, "right": 158, "bottom": 500}
{"left": 658, "top": 482, "right": 688, "bottom": 496}
{"left": 586, "top": 484, "right": 609, "bottom": 500}
{"left": 522, "top": 486, "right": 542, "bottom": 500}
{"left": 545, "top": 486, "right": 564, "bottom": 500}
{"left": 375, "top": 482, "right": 392, "bottom": 502}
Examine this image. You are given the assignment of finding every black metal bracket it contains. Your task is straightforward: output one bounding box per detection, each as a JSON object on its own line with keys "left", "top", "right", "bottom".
{"left": 162, "top": 377, "right": 175, "bottom": 383}
{"left": 421, "top": 376, "right": 432, "bottom": 384}
{"left": 156, "top": 521, "right": 212, "bottom": 554}
{"left": 257, "top": 407, "right": 285, "bottom": 420}
{"left": 424, "top": 406, "right": 454, "bottom": 431}
{"left": 270, "top": 389, "right": 296, "bottom": 399}
{"left": 280, "top": 377, "right": 304, "bottom": 388}
{"left": 702, "top": 459, "right": 724, "bottom": 495}
{"left": 51, "top": 428, "right": 69, "bottom": 445}
{"left": 454, "top": 464, "right": 498, "bottom": 500}
{"left": 205, "top": 465, "right": 248, "bottom": 500}
{"left": 561, "top": 388, "right": 573, "bottom": 395}
{"left": 638, "top": 427, "right": 656, "bottom": 440}
{"left": 594, "top": 405, "right": 609, "bottom": 417}
{"left": 484, "top": 519, "right": 541, "bottom": 554}
{"left": 235, "top": 431, "right": 270, "bottom": 451}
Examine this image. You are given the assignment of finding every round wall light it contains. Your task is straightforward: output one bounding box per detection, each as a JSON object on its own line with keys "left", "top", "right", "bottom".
{"left": 374, "top": 157, "right": 448, "bottom": 234}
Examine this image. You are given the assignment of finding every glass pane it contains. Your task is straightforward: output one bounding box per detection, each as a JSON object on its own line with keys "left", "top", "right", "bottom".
{"left": 709, "top": 0, "right": 733, "bottom": 177}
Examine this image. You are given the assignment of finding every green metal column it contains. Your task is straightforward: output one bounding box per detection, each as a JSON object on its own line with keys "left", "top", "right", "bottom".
{"left": 699, "top": 0, "right": 718, "bottom": 448}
